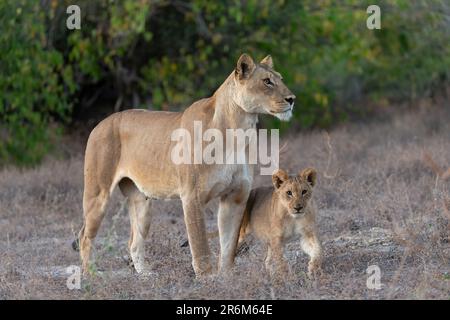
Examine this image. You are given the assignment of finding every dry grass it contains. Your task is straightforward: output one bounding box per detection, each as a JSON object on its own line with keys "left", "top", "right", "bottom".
{"left": 0, "top": 106, "right": 449, "bottom": 299}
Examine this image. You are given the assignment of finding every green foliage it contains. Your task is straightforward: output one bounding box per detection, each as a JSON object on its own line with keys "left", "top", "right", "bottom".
{"left": 0, "top": 0, "right": 74, "bottom": 165}
{"left": 1, "top": 0, "right": 449, "bottom": 165}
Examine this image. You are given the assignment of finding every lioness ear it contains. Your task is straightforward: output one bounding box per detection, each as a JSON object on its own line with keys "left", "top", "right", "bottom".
{"left": 236, "top": 53, "right": 256, "bottom": 80}
{"left": 260, "top": 55, "right": 273, "bottom": 68}
{"left": 272, "top": 169, "right": 289, "bottom": 189}
{"left": 299, "top": 168, "right": 317, "bottom": 188}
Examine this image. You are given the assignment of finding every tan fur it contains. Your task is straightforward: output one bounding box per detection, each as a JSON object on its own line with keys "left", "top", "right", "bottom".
{"left": 239, "top": 168, "right": 322, "bottom": 277}
{"left": 78, "top": 54, "right": 295, "bottom": 276}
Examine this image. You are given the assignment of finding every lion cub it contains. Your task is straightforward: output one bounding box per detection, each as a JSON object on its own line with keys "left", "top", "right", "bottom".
{"left": 239, "top": 168, "right": 322, "bottom": 277}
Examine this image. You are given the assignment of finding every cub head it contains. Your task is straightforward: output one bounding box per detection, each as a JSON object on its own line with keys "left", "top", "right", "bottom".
{"left": 232, "top": 53, "right": 296, "bottom": 121}
{"left": 272, "top": 168, "right": 317, "bottom": 217}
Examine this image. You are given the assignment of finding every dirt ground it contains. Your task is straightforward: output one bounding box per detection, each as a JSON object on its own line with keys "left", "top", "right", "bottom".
{"left": 1, "top": 105, "right": 449, "bottom": 299}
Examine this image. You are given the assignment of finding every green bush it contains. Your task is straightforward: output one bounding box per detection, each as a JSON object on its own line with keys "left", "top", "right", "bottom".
{"left": 0, "top": 0, "right": 74, "bottom": 165}
{"left": 0, "top": 0, "right": 449, "bottom": 165}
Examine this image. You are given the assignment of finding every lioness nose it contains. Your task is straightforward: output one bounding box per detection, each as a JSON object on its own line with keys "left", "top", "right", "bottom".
{"left": 295, "top": 205, "right": 303, "bottom": 211}
{"left": 285, "top": 95, "right": 296, "bottom": 105}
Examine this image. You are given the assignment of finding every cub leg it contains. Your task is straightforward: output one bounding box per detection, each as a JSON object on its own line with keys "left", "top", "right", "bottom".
{"left": 265, "top": 238, "right": 288, "bottom": 276}
{"left": 300, "top": 229, "right": 322, "bottom": 278}
{"left": 236, "top": 204, "right": 251, "bottom": 252}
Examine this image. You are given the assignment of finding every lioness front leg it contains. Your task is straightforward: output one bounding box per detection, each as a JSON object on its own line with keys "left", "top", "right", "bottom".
{"left": 300, "top": 230, "right": 322, "bottom": 278}
{"left": 181, "top": 195, "right": 212, "bottom": 276}
{"left": 217, "top": 190, "right": 249, "bottom": 272}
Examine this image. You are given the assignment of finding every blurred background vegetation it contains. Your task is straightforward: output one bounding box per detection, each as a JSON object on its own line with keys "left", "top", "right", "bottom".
{"left": 1, "top": 0, "right": 449, "bottom": 165}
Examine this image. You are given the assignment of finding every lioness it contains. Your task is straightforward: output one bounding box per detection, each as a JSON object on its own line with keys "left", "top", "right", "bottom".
{"left": 77, "top": 54, "right": 295, "bottom": 276}
{"left": 239, "top": 168, "right": 322, "bottom": 277}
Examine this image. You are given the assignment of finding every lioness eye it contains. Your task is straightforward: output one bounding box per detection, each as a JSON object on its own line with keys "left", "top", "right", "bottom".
{"left": 302, "top": 190, "right": 307, "bottom": 195}
{"left": 286, "top": 190, "right": 292, "bottom": 196}
{"left": 263, "top": 78, "right": 273, "bottom": 86}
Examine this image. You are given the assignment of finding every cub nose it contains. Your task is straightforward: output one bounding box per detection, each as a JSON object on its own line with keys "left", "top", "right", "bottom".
{"left": 294, "top": 205, "right": 303, "bottom": 212}
{"left": 285, "top": 95, "right": 296, "bottom": 106}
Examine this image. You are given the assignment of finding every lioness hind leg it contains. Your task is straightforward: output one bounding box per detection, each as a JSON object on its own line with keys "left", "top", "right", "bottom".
{"left": 79, "top": 188, "right": 110, "bottom": 274}
{"left": 127, "top": 192, "right": 152, "bottom": 274}
{"left": 118, "top": 178, "right": 153, "bottom": 274}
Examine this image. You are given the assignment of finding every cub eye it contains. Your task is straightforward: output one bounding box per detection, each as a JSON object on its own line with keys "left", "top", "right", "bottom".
{"left": 286, "top": 190, "right": 292, "bottom": 196}
{"left": 263, "top": 78, "right": 273, "bottom": 86}
{"left": 302, "top": 190, "right": 307, "bottom": 195}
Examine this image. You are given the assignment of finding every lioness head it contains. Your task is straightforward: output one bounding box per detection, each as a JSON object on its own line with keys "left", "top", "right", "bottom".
{"left": 272, "top": 168, "right": 317, "bottom": 217}
{"left": 232, "top": 53, "right": 296, "bottom": 121}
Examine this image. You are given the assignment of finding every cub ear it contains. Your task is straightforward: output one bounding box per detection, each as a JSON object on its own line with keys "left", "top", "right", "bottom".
{"left": 260, "top": 55, "right": 273, "bottom": 68}
{"left": 236, "top": 53, "right": 256, "bottom": 80}
{"left": 299, "top": 168, "right": 317, "bottom": 188}
{"left": 272, "top": 169, "right": 289, "bottom": 189}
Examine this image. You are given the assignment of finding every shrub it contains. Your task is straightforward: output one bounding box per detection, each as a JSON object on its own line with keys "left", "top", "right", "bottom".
{"left": 1, "top": 0, "right": 449, "bottom": 165}
{"left": 0, "top": 0, "right": 74, "bottom": 165}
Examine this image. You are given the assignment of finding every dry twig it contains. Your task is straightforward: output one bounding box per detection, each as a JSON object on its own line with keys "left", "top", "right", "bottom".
{"left": 323, "top": 131, "right": 339, "bottom": 179}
